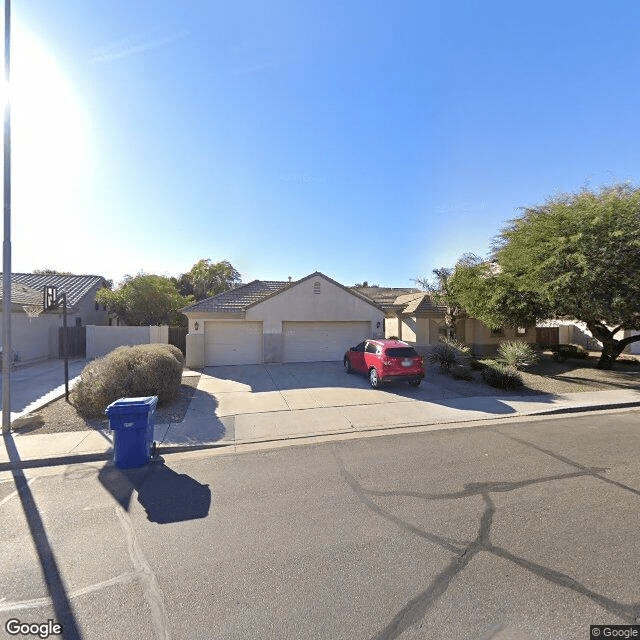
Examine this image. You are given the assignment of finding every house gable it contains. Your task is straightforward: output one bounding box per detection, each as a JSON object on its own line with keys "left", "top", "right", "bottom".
{"left": 246, "top": 272, "right": 383, "bottom": 322}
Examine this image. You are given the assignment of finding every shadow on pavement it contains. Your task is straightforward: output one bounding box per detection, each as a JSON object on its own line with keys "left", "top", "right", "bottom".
{"left": 1, "top": 433, "right": 83, "bottom": 639}
{"left": 98, "top": 458, "right": 211, "bottom": 524}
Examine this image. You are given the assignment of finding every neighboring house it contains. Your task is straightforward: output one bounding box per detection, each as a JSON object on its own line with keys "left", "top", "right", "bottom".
{"left": 182, "top": 272, "right": 384, "bottom": 367}
{"left": 535, "top": 319, "right": 601, "bottom": 350}
{"left": 7, "top": 273, "right": 111, "bottom": 326}
{"left": 536, "top": 319, "right": 639, "bottom": 354}
{"left": 355, "top": 286, "right": 537, "bottom": 356}
{"left": 0, "top": 273, "right": 110, "bottom": 363}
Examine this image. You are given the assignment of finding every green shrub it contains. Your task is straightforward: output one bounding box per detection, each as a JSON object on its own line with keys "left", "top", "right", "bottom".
{"left": 552, "top": 343, "right": 588, "bottom": 359}
{"left": 497, "top": 340, "right": 540, "bottom": 369}
{"left": 73, "top": 343, "right": 184, "bottom": 418}
{"left": 481, "top": 362, "right": 523, "bottom": 390}
{"left": 451, "top": 364, "right": 474, "bottom": 381}
{"left": 428, "top": 337, "right": 471, "bottom": 372}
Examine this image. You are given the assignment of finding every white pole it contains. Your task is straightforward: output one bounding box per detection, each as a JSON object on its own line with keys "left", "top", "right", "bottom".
{"left": 2, "top": 0, "right": 11, "bottom": 434}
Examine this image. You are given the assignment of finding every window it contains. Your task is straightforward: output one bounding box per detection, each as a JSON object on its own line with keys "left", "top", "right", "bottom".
{"left": 386, "top": 347, "right": 418, "bottom": 358}
{"left": 75, "top": 317, "right": 82, "bottom": 327}
{"left": 313, "top": 281, "right": 320, "bottom": 294}
{"left": 365, "top": 342, "right": 379, "bottom": 354}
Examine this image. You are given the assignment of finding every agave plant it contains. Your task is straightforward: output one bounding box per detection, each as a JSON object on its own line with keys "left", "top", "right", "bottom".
{"left": 497, "top": 340, "right": 540, "bottom": 370}
{"left": 428, "top": 337, "right": 471, "bottom": 372}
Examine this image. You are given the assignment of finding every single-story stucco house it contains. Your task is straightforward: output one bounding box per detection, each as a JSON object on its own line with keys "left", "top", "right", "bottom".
{"left": 355, "top": 286, "right": 537, "bottom": 356}
{"left": 182, "top": 272, "right": 385, "bottom": 368}
{"left": 0, "top": 273, "right": 110, "bottom": 363}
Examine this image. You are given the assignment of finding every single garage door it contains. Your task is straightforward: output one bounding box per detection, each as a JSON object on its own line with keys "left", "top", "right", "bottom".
{"left": 282, "top": 321, "right": 371, "bottom": 363}
{"left": 205, "top": 321, "right": 263, "bottom": 366}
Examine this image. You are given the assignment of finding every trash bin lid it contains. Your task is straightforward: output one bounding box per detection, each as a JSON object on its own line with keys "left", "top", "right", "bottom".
{"left": 105, "top": 396, "right": 159, "bottom": 416}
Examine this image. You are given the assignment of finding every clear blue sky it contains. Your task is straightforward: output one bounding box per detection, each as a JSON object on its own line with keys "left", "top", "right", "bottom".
{"left": 8, "top": 0, "right": 640, "bottom": 288}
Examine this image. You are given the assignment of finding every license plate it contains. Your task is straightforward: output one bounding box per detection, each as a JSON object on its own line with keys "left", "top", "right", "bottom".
{"left": 402, "top": 359, "right": 413, "bottom": 367}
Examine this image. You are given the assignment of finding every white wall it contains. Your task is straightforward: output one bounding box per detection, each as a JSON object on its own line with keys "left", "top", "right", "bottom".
{"left": 0, "top": 313, "right": 62, "bottom": 363}
{"left": 86, "top": 325, "right": 169, "bottom": 360}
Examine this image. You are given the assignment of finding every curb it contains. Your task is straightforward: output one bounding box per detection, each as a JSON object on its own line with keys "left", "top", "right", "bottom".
{"left": 3, "top": 400, "right": 639, "bottom": 471}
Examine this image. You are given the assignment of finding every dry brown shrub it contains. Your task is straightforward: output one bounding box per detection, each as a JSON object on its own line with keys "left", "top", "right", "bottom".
{"left": 73, "top": 344, "right": 183, "bottom": 418}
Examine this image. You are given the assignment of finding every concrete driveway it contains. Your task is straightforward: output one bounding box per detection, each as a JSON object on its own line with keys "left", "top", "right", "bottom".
{"left": 161, "top": 361, "right": 558, "bottom": 446}
{"left": 0, "top": 358, "right": 86, "bottom": 417}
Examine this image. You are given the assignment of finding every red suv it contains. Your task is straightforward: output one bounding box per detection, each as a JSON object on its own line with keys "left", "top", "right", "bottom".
{"left": 344, "top": 339, "right": 425, "bottom": 388}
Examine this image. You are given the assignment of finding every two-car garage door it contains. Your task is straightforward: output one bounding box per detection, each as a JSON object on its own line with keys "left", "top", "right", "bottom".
{"left": 282, "top": 321, "right": 370, "bottom": 363}
{"left": 204, "top": 320, "right": 371, "bottom": 365}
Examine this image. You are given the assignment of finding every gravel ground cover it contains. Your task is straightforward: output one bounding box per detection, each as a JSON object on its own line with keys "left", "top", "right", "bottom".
{"left": 10, "top": 354, "right": 640, "bottom": 436}
{"left": 11, "top": 374, "right": 200, "bottom": 436}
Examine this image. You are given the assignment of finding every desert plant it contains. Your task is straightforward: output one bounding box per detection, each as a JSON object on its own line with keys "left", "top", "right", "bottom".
{"left": 428, "top": 337, "right": 471, "bottom": 372}
{"left": 481, "top": 362, "right": 523, "bottom": 390}
{"left": 469, "top": 358, "right": 485, "bottom": 371}
{"left": 551, "top": 344, "right": 588, "bottom": 361}
{"left": 497, "top": 340, "right": 540, "bottom": 370}
{"left": 450, "top": 364, "right": 474, "bottom": 381}
{"left": 73, "top": 343, "right": 183, "bottom": 418}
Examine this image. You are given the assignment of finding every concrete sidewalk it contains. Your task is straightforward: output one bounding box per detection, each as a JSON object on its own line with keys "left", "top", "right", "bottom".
{"left": 0, "top": 357, "right": 85, "bottom": 420}
{"left": 2, "top": 385, "right": 639, "bottom": 467}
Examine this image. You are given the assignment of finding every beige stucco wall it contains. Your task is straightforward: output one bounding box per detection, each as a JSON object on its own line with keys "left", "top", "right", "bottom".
{"left": 86, "top": 325, "right": 169, "bottom": 360}
{"left": 185, "top": 275, "right": 384, "bottom": 365}
{"left": 385, "top": 316, "right": 400, "bottom": 338}
{"left": 73, "top": 283, "right": 110, "bottom": 326}
{"left": 385, "top": 314, "right": 447, "bottom": 346}
{"left": 0, "top": 312, "right": 62, "bottom": 363}
{"left": 246, "top": 276, "right": 383, "bottom": 363}
{"left": 464, "top": 319, "right": 537, "bottom": 356}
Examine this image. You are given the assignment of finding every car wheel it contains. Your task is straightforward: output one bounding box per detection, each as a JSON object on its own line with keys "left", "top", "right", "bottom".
{"left": 409, "top": 378, "right": 421, "bottom": 387}
{"left": 344, "top": 357, "right": 353, "bottom": 373}
{"left": 369, "top": 368, "right": 379, "bottom": 389}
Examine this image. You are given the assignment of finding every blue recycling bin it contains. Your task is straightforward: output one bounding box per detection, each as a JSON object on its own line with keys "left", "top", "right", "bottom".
{"left": 105, "top": 396, "right": 158, "bottom": 469}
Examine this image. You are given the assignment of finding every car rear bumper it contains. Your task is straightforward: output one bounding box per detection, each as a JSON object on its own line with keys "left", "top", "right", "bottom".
{"left": 380, "top": 372, "right": 425, "bottom": 383}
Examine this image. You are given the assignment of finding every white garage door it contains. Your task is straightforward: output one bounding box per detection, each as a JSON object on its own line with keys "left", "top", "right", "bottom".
{"left": 205, "top": 321, "right": 263, "bottom": 366}
{"left": 282, "top": 321, "right": 371, "bottom": 363}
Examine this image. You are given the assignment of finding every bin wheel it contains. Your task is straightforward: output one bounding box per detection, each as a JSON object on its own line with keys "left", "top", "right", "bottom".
{"left": 151, "top": 441, "right": 158, "bottom": 458}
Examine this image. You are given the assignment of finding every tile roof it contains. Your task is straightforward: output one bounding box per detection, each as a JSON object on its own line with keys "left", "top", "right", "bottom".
{"left": 352, "top": 287, "right": 422, "bottom": 310}
{"left": 353, "top": 286, "right": 446, "bottom": 314}
{"left": 0, "top": 282, "right": 42, "bottom": 307}
{"left": 0, "top": 273, "right": 107, "bottom": 308}
{"left": 182, "top": 280, "right": 290, "bottom": 313}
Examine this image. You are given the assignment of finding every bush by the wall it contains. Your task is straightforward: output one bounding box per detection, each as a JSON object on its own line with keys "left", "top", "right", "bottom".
{"left": 552, "top": 344, "right": 589, "bottom": 360}
{"left": 428, "top": 337, "right": 471, "bottom": 372}
{"left": 481, "top": 362, "right": 523, "bottom": 390}
{"left": 450, "top": 364, "right": 474, "bottom": 381}
{"left": 497, "top": 340, "right": 540, "bottom": 370}
{"left": 73, "top": 343, "right": 184, "bottom": 418}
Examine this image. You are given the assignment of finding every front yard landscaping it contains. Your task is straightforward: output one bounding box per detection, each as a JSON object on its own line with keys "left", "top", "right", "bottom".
{"left": 9, "top": 353, "right": 640, "bottom": 437}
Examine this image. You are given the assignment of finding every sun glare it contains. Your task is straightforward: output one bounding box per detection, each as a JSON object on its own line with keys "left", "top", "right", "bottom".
{"left": 3, "top": 23, "right": 90, "bottom": 264}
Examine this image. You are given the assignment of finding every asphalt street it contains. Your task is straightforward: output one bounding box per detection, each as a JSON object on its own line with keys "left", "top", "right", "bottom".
{"left": 1, "top": 409, "right": 640, "bottom": 640}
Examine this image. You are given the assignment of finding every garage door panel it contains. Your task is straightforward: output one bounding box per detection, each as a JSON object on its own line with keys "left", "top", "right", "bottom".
{"left": 283, "top": 321, "right": 370, "bottom": 363}
{"left": 205, "top": 322, "right": 263, "bottom": 366}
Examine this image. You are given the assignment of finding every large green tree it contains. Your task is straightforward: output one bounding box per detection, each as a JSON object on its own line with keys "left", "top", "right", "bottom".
{"left": 415, "top": 254, "right": 480, "bottom": 336}
{"left": 174, "top": 259, "right": 241, "bottom": 301}
{"left": 96, "top": 273, "right": 192, "bottom": 326}
{"left": 449, "top": 184, "right": 640, "bottom": 369}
